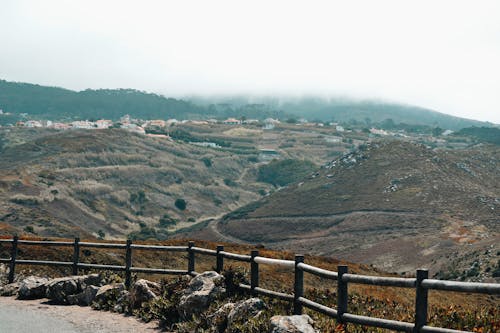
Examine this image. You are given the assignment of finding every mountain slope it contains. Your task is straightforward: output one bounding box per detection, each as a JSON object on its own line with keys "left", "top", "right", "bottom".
{"left": 211, "top": 141, "right": 500, "bottom": 280}
{"left": 279, "top": 98, "right": 493, "bottom": 130}
{"left": 191, "top": 96, "right": 495, "bottom": 130}
{"left": 0, "top": 80, "right": 205, "bottom": 121}
{"left": 0, "top": 128, "right": 271, "bottom": 239}
{"left": 1, "top": 79, "right": 495, "bottom": 130}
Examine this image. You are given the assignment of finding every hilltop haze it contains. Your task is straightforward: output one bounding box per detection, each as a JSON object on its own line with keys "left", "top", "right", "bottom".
{"left": 0, "top": 79, "right": 496, "bottom": 131}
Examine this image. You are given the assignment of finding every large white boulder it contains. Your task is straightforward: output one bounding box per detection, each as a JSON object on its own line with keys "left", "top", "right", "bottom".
{"left": 179, "top": 271, "right": 225, "bottom": 318}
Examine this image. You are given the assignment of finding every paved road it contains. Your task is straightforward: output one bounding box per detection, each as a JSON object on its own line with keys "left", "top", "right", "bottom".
{"left": 0, "top": 300, "right": 78, "bottom": 332}
{"left": 0, "top": 297, "right": 161, "bottom": 333}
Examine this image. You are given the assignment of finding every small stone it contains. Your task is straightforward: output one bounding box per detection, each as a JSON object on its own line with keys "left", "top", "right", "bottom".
{"left": 270, "top": 315, "right": 318, "bottom": 333}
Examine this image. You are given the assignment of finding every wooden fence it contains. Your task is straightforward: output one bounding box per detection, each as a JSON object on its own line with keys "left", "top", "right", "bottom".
{"left": 1, "top": 236, "right": 499, "bottom": 333}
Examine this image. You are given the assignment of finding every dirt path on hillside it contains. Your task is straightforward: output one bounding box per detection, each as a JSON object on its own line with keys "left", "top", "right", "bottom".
{"left": 0, "top": 296, "right": 163, "bottom": 333}
{"left": 208, "top": 218, "right": 252, "bottom": 244}
{"left": 212, "top": 209, "right": 435, "bottom": 243}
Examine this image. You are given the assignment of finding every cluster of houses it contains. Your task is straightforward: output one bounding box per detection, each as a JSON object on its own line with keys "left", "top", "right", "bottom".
{"left": 6, "top": 115, "right": 287, "bottom": 134}
{"left": 9, "top": 115, "right": 181, "bottom": 135}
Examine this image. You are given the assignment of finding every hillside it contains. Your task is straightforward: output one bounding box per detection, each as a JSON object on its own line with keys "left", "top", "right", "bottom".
{"left": 1, "top": 79, "right": 495, "bottom": 131}
{"left": 191, "top": 96, "right": 495, "bottom": 130}
{"left": 0, "top": 80, "right": 205, "bottom": 122}
{"left": 193, "top": 141, "right": 500, "bottom": 281}
{"left": 0, "top": 128, "right": 274, "bottom": 239}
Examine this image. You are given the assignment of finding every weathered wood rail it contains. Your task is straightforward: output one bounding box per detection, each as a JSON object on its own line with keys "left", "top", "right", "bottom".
{"left": 1, "top": 236, "right": 499, "bottom": 333}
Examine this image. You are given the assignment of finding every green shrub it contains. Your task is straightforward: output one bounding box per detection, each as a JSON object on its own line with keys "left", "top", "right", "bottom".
{"left": 223, "top": 178, "right": 237, "bottom": 187}
{"left": 158, "top": 214, "right": 177, "bottom": 227}
{"left": 257, "top": 159, "right": 316, "bottom": 186}
{"left": 24, "top": 225, "right": 35, "bottom": 234}
{"left": 97, "top": 230, "right": 105, "bottom": 239}
{"left": 201, "top": 157, "right": 212, "bottom": 167}
{"left": 175, "top": 198, "right": 187, "bottom": 210}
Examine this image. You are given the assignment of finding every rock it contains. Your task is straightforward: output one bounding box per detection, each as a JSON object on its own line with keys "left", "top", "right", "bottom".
{"left": 17, "top": 276, "right": 49, "bottom": 299}
{"left": 46, "top": 274, "right": 101, "bottom": 304}
{"left": 210, "top": 303, "right": 235, "bottom": 333}
{"left": 67, "top": 285, "right": 99, "bottom": 306}
{"left": 113, "top": 290, "right": 130, "bottom": 313}
{"left": 179, "top": 271, "right": 225, "bottom": 318}
{"left": 81, "top": 274, "right": 101, "bottom": 288}
{"left": 270, "top": 315, "right": 318, "bottom": 333}
{"left": 94, "top": 283, "right": 125, "bottom": 304}
{"left": 227, "top": 298, "right": 266, "bottom": 328}
{"left": 0, "top": 282, "right": 20, "bottom": 296}
{"left": 0, "top": 264, "right": 8, "bottom": 285}
{"left": 129, "top": 279, "right": 161, "bottom": 308}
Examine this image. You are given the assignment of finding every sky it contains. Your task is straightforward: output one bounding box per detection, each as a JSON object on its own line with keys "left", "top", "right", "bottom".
{"left": 1, "top": 0, "right": 499, "bottom": 123}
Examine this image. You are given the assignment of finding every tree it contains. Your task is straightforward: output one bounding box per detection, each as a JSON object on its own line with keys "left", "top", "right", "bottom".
{"left": 432, "top": 127, "right": 444, "bottom": 137}
{"left": 175, "top": 198, "right": 187, "bottom": 210}
{"left": 97, "top": 229, "right": 105, "bottom": 239}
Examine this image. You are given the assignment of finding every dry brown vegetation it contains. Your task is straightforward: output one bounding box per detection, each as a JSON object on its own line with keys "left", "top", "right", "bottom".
{"left": 213, "top": 141, "right": 500, "bottom": 281}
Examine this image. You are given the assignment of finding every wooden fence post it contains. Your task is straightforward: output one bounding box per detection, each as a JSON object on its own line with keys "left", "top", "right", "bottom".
{"left": 125, "top": 239, "right": 132, "bottom": 288}
{"left": 337, "top": 265, "right": 348, "bottom": 323}
{"left": 8, "top": 235, "right": 18, "bottom": 283}
{"left": 216, "top": 245, "right": 224, "bottom": 273}
{"left": 188, "top": 241, "right": 195, "bottom": 274}
{"left": 251, "top": 250, "right": 259, "bottom": 295}
{"left": 414, "top": 269, "right": 429, "bottom": 332}
{"left": 294, "top": 254, "right": 304, "bottom": 315}
{"left": 72, "top": 237, "right": 80, "bottom": 275}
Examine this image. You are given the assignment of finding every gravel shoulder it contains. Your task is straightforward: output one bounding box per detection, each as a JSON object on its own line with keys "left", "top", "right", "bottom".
{"left": 0, "top": 296, "right": 163, "bottom": 333}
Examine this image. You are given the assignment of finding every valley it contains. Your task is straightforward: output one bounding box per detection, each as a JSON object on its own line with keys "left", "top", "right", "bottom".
{"left": 0, "top": 120, "right": 498, "bottom": 282}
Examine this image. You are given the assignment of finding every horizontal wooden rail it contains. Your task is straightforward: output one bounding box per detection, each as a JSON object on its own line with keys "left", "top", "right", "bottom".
{"left": 220, "top": 251, "right": 252, "bottom": 262}
{"left": 130, "top": 244, "right": 188, "bottom": 252}
{"left": 238, "top": 283, "right": 251, "bottom": 291}
{"left": 296, "top": 262, "right": 338, "bottom": 280}
{"left": 342, "top": 313, "right": 414, "bottom": 332}
{"left": 14, "top": 259, "right": 73, "bottom": 267}
{"left": 129, "top": 267, "right": 188, "bottom": 275}
{"left": 422, "top": 279, "right": 500, "bottom": 294}
{"left": 1, "top": 236, "right": 498, "bottom": 333}
{"left": 343, "top": 273, "right": 416, "bottom": 288}
{"left": 253, "top": 256, "right": 295, "bottom": 268}
{"left": 253, "top": 287, "right": 294, "bottom": 301}
{"left": 420, "top": 325, "right": 471, "bottom": 333}
{"left": 191, "top": 247, "right": 217, "bottom": 256}
{"left": 298, "top": 296, "right": 338, "bottom": 318}
{"left": 17, "top": 240, "right": 74, "bottom": 246}
{"left": 78, "top": 242, "right": 127, "bottom": 249}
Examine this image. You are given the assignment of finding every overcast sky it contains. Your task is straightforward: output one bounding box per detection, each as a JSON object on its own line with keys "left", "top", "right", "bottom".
{"left": 1, "top": 0, "right": 499, "bottom": 123}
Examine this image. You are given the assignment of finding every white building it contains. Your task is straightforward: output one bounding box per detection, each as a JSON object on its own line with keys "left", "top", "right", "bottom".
{"left": 96, "top": 119, "right": 113, "bottom": 129}
{"left": 24, "top": 120, "right": 43, "bottom": 128}
{"left": 71, "top": 120, "right": 95, "bottom": 129}
{"left": 223, "top": 118, "right": 242, "bottom": 125}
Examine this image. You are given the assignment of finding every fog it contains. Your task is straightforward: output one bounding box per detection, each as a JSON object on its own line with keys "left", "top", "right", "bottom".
{"left": 1, "top": 0, "right": 499, "bottom": 123}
